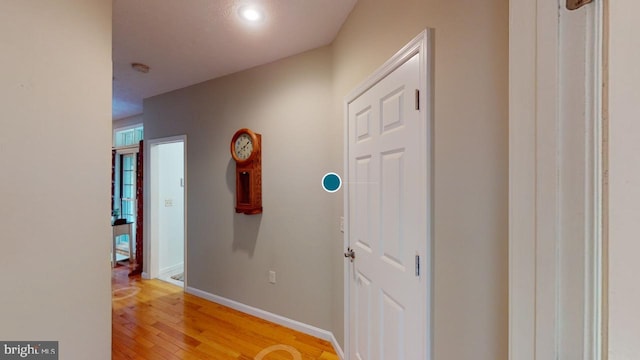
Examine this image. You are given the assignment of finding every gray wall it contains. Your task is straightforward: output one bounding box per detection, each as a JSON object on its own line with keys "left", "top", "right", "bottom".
{"left": 145, "top": 46, "right": 337, "bottom": 330}
{"left": 145, "top": 0, "right": 508, "bottom": 357}
{"left": 0, "top": 1, "right": 112, "bottom": 358}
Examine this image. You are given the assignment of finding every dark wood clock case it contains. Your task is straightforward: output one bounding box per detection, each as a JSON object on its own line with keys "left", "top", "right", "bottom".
{"left": 230, "top": 129, "right": 262, "bottom": 214}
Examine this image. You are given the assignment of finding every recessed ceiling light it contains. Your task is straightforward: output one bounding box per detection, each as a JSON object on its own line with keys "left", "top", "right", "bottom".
{"left": 238, "top": 5, "right": 264, "bottom": 22}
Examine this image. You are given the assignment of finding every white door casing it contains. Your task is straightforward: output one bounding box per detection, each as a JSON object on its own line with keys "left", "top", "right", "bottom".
{"left": 509, "top": 0, "right": 604, "bottom": 359}
{"left": 344, "top": 30, "right": 433, "bottom": 360}
{"left": 143, "top": 135, "right": 188, "bottom": 286}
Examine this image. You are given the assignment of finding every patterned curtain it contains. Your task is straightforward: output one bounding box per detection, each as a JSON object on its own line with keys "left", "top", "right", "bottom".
{"left": 130, "top": 140, "right": 144, "bottom": 276}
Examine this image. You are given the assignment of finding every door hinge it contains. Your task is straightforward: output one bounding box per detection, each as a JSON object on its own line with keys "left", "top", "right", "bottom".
{"left": 567, "top": 0, "right": 593, "bottom": 10}
{"left": 415, "top": 254, "right": 420, "bottom": 276}
{"left": 415, "top": 89, "right": 420, "bottom": 110}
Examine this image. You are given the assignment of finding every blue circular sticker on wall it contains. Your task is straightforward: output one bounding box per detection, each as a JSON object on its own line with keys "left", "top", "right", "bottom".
{"left": 322, "top": 172, "right": 342, "bottom": 193}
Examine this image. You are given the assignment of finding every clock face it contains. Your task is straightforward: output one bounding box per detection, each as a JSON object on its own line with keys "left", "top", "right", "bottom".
{"left": 234, "top": 133, "right": 254, "bottom": 161}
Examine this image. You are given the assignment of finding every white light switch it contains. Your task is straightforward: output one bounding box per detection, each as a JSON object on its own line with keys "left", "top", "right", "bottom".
{"left": 340, "top": 216, "right": 344, "bottom": 233}
{"left": 269, "top": 270, "right": 276, "bottom": 284}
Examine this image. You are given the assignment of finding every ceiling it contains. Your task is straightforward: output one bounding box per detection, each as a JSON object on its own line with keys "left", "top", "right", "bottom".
{"left": 112, "top": 0, "right": 358, "bottom": 120}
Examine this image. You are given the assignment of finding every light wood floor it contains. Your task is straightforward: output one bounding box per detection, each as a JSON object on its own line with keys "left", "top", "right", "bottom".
{"left": 112, "top": 266, "right": 339, "bottom": 359}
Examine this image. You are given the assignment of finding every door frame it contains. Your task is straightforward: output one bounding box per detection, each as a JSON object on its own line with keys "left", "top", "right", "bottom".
{"left": 343, "top": 29, "right": 434, "bottom": 359}
{"left": 143, "top": 135, "right": 188, "bottom": 287}
{"left": 508, "top": 0, "right": 604, "bottom": 358}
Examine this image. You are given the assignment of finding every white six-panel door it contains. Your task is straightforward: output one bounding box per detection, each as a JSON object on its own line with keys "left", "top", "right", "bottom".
{"left": 346, "top": 31, "right": 431, "bottom": 360}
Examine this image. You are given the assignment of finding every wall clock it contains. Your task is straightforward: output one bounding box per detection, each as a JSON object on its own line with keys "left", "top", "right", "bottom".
{"left": 230, "top": 128, "right": 262, "bottom": 214}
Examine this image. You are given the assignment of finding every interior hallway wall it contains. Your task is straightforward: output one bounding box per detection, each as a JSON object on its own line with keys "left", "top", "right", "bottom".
{"left": 331, "top": 0, "right": 509, "bottom": 356}
{"left": 113, "top": 114, "right": 143, "bottom": 132}
{"left": 0, "top": 0, "right": 112, "bottom": 358}
{"left": 144, "top": 46, "right": 336, "bottom": 331}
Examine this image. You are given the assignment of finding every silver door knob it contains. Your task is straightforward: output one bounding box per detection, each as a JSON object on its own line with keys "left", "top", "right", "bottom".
{"left": 344, "top": 247, "right": 355, "bottom": 262}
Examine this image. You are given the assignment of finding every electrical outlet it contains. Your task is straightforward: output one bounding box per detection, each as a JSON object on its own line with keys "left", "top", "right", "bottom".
{"left": 164, "top": 199, "right": 173, "bottom": 207}
{"left": 269, "top": 270, "right": 276, "bottom": 284}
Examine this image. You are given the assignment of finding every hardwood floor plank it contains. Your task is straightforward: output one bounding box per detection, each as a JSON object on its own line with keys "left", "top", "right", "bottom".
{"left": 151, "top": 322, "right": 202, "bottom": 347}
{"left": 319, "top": 351, "right": 340, "bottom": 360}
{"left": 112, "top": 265, "right": 338, "bottom": 359}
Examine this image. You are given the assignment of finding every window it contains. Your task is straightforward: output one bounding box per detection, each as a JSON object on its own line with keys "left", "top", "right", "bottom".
{"left": 114, "top": 125, "right": 143, "bottom": 147}
{"left": 119, "top": 153, "right": 137, "bottom": 223}
{"left": 112, "top": 151, "right": 138, "bottom": 255}
{"left": 112, "top": 125, "right": 142, "bottom": 257}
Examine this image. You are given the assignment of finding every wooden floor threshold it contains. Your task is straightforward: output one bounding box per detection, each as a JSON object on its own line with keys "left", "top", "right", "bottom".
{"left": 112, "top": 266, "right": 339, "bottom": 359}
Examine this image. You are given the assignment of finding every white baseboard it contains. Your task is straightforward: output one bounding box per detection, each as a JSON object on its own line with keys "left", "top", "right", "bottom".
{"left": 159, "top": 262, "right": 183, "bottom": 278}
{"left": 328, "top": 332, "right": 345, "bottom": 359}
{"left": 185, "top": 286, "right": 344, "bottom": 359}
{"left": 161, "top": 276, "right": 185, "bottom": 288}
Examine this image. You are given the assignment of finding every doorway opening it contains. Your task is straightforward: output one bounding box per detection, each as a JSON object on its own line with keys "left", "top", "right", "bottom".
{"left": 145, "top": 136, "right": 187, "bottom": 288}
